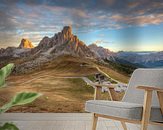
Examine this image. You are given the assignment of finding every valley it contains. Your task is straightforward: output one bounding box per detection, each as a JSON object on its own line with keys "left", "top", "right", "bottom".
{"left": 0, "top": 55, "right": 128, "bottom": 112}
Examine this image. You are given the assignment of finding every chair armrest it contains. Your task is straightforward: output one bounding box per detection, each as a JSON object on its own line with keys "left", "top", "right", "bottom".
{"left": 91, "top": 83, "right": 117, "bottom": 100}
{"left": 137, "top": 86, "right": 163, "bottom": 92}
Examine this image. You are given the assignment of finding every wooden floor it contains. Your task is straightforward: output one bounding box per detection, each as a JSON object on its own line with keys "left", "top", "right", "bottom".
{"left": 0, "top": 113, "right": 140, "bottom": 130}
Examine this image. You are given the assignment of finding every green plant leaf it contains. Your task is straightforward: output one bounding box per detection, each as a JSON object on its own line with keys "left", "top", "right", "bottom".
{"left": 0, "top": 102, "right": 12, "bottom": 114}
{"left": 0, "top": 123, "right": 19, "bottom": 130}
{"left": 0, "top": 92, "right": 42, "bottom": 113}
{"left": 11, "top": 92, "right": 42, "bottom": 106}
{"left": 0, "top": 63, "right": 15, "bottom": 87}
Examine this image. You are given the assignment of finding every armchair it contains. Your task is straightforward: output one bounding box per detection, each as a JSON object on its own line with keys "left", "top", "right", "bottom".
{"left": 85, "top": 68, "right": 163, "bottom": 130}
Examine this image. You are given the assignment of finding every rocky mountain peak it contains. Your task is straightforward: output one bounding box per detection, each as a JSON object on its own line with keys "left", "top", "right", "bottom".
{"left": 19, "top": 38, "right": 34, "bottom": 49}
{"left": 88, "top": 43, "right": 115, "bottom": 60}
{"left": 88, "top": 43, "right": 98, "bottom": 48}
{"left": 62, "top": 26, "right": 72, "bottom": 36}
{"left": 34, "top": 26, "right": 96, "bottom": 58}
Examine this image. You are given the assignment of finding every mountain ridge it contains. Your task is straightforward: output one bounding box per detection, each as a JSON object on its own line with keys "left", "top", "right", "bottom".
{"left": 88, "top": 43, "right": 115, "bottom": 60}
{"left": 32, "top": 26, "right": 96, "bottom": 58}
{"left": 2, "top": 26, "right": 98, "bottom": 74}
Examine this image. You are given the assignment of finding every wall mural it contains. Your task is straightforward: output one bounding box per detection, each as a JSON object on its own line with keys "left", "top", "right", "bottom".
{"left": 0, "top": 0, "right": 163, "bottom": 113}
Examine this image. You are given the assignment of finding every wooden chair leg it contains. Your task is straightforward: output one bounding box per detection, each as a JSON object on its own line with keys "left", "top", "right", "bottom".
{"left": 121, "top": 121, "right": 127, "bottom": 130}
{"left": 141, "top": 90, "right": 152, "bottom": 130}
{"left": 92, "top": 113, "right": 98, "bottom": 130}
{"left": 157, "top": 91, "right": 163, "bottom": 114}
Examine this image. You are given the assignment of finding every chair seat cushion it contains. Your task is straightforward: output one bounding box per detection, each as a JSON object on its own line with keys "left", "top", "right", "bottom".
{"left": 85, "top": 100, "right": 163, "bottom": 122}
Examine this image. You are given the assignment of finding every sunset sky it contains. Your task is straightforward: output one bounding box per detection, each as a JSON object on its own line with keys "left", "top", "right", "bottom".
{"left": 0, "top": 0, "right": 163, "bottom": 52}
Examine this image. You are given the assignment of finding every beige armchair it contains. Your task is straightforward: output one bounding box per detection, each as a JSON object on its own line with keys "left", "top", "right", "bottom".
{"left": 85, "top": 68, "right": 163, "bottom": 130}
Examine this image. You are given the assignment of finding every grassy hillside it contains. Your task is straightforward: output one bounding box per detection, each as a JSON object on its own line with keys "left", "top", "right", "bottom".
{"left": 104, "top": 58, "right": 137, "bottom": 75}
{"left": 0, "top": 55, "right": 129, "bottom": 112}
{"left": 42, "top": 55, "right": 130, "bottom": 83}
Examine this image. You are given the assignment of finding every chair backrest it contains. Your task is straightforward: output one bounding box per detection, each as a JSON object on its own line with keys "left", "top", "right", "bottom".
{"left": 123, "top": 68, "right": 163, "bottom": 107}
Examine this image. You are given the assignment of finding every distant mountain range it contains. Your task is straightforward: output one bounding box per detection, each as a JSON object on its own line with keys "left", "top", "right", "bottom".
{"left": 117, "top": 51, "right": 163, "bottom": 68}
{"left": 0, "top": 26, "right": 162, "bottom": 74}
{"left": 88, "top": 44, "right": 163, "bottom": 68}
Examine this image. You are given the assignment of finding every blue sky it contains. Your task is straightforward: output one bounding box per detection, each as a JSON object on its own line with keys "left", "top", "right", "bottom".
{"left": 0, "top": 0, "right": 163, "bottom": 52}
{"left": 78, "top": 24, "right": 163, "bottom": 51}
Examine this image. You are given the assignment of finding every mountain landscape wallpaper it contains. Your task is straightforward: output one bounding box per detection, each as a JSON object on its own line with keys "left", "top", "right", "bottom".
{"left": 0, "top": 0, "right": 163, "bottom": 113}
